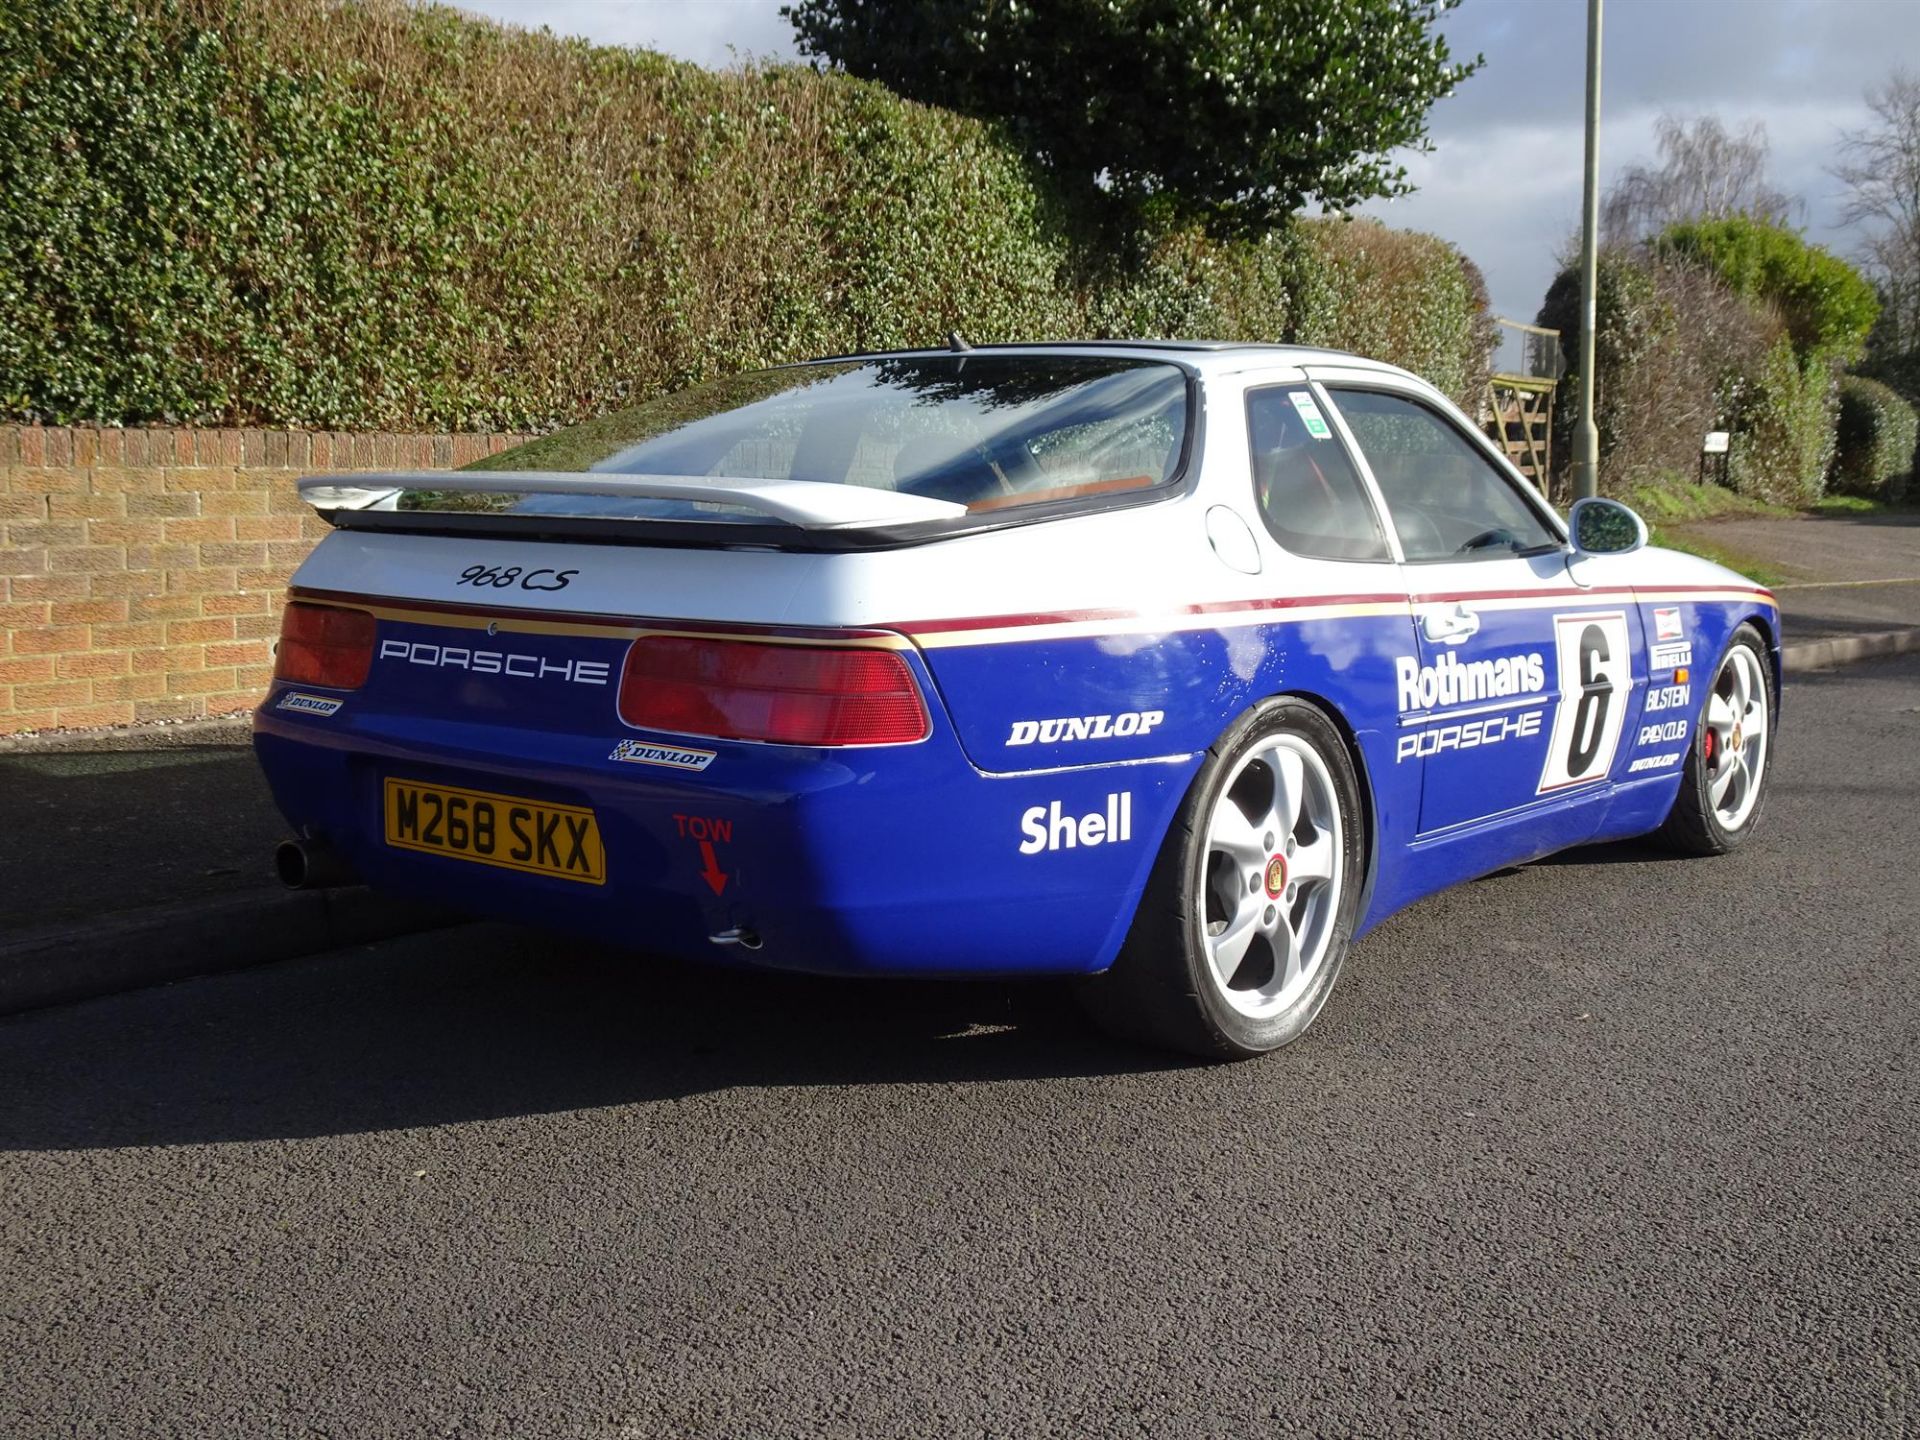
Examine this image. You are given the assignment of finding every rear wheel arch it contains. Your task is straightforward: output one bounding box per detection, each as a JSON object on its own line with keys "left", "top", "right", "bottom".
{"left": 1083, "top": 689, "right": 1374, "bottom": 1058}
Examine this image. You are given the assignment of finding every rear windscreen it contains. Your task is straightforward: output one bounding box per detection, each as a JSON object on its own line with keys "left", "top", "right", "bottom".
{"left": 423, "top": 355, "right": 1191, "bottom": 523}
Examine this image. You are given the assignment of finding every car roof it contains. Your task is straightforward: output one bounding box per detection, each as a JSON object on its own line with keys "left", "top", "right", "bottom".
{"left": 802, "top": 340, "right": 1412, "bottom": 382}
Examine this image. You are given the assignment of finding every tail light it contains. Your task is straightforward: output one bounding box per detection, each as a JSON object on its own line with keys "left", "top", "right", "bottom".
{"left": 618, "top": 636, "right": 929, "bottom": 746}
{"left": 274, "top": 602, "right": 376, "bottom": 690}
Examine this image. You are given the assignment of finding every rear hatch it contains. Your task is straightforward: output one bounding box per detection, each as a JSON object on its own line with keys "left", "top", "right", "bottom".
{"left": 279, "top": 523, "right": 942, "bottom": 746}
{"left": 262, "top": 520, "right": 945, "bottom": 929}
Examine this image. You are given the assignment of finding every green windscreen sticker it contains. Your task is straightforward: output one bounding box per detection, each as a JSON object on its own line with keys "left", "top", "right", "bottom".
{"left": 1289, "top": 390, "right": 1333, "bottom": 440}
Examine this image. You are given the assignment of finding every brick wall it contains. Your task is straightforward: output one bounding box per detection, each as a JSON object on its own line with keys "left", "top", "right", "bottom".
{"left": 0, "top": 425, "right": 529, "bottom": 736}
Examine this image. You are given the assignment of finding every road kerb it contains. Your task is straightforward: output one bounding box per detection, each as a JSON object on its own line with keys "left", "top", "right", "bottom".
{"left": 1781, "top": 626, "right": 1920, "bottom": 673}
{"left": 0, "top": 887, "right": 459, "bottom": 1016}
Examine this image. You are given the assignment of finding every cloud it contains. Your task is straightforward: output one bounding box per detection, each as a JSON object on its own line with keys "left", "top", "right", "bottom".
{"left": 448, "top": 0, "right": 1906, "bottom": 338}
{"left": 1362, "top": 96, "right": 1875, "bottom": 326}
{"left": 1434, "top": 0, "right": 1912, "bottom": 135}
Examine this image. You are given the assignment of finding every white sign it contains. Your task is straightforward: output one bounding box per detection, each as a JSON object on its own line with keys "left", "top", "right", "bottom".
{"left": 1703, "top": 431, "right": 1730, "bottom": 455}
{"left": 1288, "top": 391, "right": 1333, "bottom": 440}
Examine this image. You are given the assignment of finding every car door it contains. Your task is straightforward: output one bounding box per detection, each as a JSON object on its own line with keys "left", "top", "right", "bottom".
{"left": 1310, "top": 376, "right": 1644, "bottom": 839}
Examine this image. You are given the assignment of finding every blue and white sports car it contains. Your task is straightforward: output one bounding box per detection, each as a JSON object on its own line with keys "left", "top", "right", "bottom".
{"left": 255, "top": 342, "right": 1779, "bottom": 1057}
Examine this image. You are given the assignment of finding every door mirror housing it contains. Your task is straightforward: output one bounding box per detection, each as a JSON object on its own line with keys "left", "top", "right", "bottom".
{"left": 1568, "top": 496, "right": 1648, "bottom": 557}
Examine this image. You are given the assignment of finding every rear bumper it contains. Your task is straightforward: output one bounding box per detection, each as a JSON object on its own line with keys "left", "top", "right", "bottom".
{"left": 252, "top": 697, "right": 1195, "bottom": 979}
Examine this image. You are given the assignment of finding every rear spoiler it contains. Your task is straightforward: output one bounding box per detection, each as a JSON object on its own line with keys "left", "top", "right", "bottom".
{"left": 295, "top": 471, "right": 968, "bottom": 530}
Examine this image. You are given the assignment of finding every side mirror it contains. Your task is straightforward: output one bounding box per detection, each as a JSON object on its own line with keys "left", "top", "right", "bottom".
{"left": 1568, "top": 496, "right": 1647, "bottom": 557}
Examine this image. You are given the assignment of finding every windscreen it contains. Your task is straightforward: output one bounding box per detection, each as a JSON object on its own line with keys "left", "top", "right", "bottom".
{"left": 411, "top": 355, "right": 1190, "bottom": 525}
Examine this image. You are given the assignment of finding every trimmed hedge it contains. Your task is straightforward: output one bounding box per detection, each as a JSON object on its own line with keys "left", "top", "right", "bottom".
{"left": 0, "top": 0, "right": 1491, "bottom": 431}
{"left": 1724, "top": 337, "right": 1839, "bottom": 506}
{"left": 1538, "top": 243, "right": 1864, "bottom": 507}
{"left": 1656, "top": 217, "right": 1879, "bottom": 364}
{"left": 1832, "top": 376, "right": 1918, "bottom": 503}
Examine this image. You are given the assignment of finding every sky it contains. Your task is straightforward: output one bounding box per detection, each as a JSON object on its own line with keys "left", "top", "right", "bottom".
{"left": 457, "top": 0, "right": 1915, "bottom": 330}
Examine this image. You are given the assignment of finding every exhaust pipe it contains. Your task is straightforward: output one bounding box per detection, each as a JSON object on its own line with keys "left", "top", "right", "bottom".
{"left": 274, "top": 837, "right": 357, "bottom": 891}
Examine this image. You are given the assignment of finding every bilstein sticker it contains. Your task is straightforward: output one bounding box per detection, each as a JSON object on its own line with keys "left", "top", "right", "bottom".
{"left": 1644, "top": 683, "right": 1689, "bottom": 713}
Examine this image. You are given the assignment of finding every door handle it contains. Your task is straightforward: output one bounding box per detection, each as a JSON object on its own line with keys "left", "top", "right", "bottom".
{"left": 1421, "top": 603, "right": 1481, "bottom": 644}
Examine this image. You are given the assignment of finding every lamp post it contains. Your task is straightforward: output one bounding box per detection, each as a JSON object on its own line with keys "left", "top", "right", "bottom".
{"left": 1572, "top": 0, "right": 1603, "bottom": 501}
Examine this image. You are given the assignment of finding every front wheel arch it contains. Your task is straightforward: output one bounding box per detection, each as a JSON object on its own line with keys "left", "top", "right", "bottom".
{"left": 1655, "top": 620, "right": 1775, "bottom": 855}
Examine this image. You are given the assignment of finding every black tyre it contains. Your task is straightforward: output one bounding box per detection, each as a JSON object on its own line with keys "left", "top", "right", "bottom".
{"left": 1082, "top": 697, "right": 1366, "bottom": 1059}
{"left": 1656, "top": 623, "right": 1775, "bottom": 856}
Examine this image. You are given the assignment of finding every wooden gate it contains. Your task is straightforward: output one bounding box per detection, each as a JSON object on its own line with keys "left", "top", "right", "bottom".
{"left": 1483, "top": 320, "right": 1563, "bottom": 499}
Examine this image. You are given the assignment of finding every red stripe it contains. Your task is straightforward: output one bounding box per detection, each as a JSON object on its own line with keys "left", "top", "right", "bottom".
{"left": 1409, "top": 583, "right": 1633, "bottom": 605}
{"left": 1407, "top": 582, "right": 1775, "bottom": 606}
{"left": 894, "top": 582, "right": 1775, "bottom": 638}
{"left": 895, "top": 591, "right": 1407, "bottom": 636}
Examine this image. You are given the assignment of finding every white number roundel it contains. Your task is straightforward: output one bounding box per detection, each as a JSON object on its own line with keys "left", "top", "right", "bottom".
{"left": 1538, "top": 611, "right": 1632, "bottom": 793}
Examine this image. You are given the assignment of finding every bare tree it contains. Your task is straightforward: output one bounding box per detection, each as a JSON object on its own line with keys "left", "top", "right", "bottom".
{"left": 1602, "top": 114, "right": 1798, "bottom": 246}
{"left": 1833, "top": 69, "right": 1920, "bottom": 355}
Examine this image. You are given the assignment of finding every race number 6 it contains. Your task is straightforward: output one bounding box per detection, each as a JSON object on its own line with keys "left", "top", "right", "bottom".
{"left": 1538, "top": 611, "right": 1633, "bottom": 793}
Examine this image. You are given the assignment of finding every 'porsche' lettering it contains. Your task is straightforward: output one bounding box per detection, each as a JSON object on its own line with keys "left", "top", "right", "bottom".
{"left": 379, "top": 638, "right": 609, "bottom": 685}
{"left": 1396, "top": 708, "right": 1543, "bottom": 762}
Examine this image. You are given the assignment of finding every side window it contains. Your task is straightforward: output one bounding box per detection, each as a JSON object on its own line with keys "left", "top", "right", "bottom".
{"left": 1326, "top": 388, "right": 1561, "bottom": 562}
{"left": 1244, "top": 386, "right": 1391, "bottom": 561}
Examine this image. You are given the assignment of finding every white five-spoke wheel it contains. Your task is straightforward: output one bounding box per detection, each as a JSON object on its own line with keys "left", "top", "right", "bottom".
{"left": 1658, "top": 623, "right": 1775, "bottom": 856}
{"left": 1084, "top": 698, "right": 1365, "bottom": 1060}
{"left": 1199, "top": 735, "right": 1344, "bottom": 1021}
{"left": 1702, "top": 640, "right": 1769, "bottom": 831}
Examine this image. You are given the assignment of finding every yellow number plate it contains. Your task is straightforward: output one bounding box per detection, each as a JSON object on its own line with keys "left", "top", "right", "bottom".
{"left": 383, "top": 778, "right": 605, "bottom": 884}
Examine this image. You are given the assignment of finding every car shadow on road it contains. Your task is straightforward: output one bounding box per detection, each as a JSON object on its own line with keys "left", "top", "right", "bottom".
{"left": 0, "top": 925, "right": 1189, "bottom": 1151}
{"left": 1533, "top": 836, "right": 1685, "bottom": 868}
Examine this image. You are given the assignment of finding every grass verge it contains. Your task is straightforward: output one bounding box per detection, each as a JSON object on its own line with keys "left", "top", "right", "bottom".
{"left": 1623, "top": 476, "right": 1788, "bottom": 525}
{"left": 1646, "top": 526, "right": 1793, "bottom": 589}
{"left": 1805, "top": 494, "right": 1918, "bottom": 517}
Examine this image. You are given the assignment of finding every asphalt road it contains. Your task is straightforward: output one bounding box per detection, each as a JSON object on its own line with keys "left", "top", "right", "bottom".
{"left": 3, "top": 657, "right": 1917, "bottom": 1438}
{"left": 1670, "top": 510, "right": 1920, "bottom": 643}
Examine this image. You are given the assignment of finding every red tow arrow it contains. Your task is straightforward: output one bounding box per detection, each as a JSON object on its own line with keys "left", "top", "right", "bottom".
{"left": 698, "top": 840, "right": 729, "bottom": 896}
